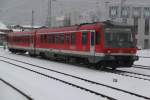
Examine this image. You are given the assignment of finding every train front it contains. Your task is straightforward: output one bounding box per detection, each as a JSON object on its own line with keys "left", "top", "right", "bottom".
{"left": 99, "top": 21, "right": 139, "bottom": 68}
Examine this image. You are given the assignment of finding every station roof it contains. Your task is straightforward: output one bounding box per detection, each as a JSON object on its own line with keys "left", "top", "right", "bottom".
{"left": 0, "top": 21, "right": 8, "bottom": 30}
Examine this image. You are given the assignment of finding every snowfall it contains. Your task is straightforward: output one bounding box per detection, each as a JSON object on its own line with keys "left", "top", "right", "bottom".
{"left": 0, "top": 47, "right": 150, "bottom": 100}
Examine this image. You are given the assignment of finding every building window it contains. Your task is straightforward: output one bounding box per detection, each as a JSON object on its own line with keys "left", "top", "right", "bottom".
{"left": 133, "top": 17, "right": 138, "bottom": 34}
{"left": 121, "top": 7, "right": 130, "bottom": 18}
{"left": 144, "top": 39, "right": 149, "bottom": 49}
{"left": 109, "top": 6, "right": 118, "bottom": 18}
{"left": 132, "top": 7, "right": 141, "bottom": 18}
{"left": 144, "top": 7, "right": 150, "bottom": 18}
{"left": 145, "top": 19, "right": 149, "bottom": 35}
{"left": 82, "top": 32, "right": 88, "bottom": 45}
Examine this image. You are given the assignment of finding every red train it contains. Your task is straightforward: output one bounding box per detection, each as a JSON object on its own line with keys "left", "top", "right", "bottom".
{"left": 7, "top": 21, "right": 139, "bottom": 70}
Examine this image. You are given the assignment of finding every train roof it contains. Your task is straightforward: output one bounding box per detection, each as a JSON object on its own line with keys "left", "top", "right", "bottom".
{"left": 9, "top": 20, "right": 133, "bottom": 35}
{"left": 102, "top": 20, "right": 133, "bottom": 28}
{"left": 8, "top": 31, "right": 34, "bottom": 36}
{"left": 36, "top": 23, "right": 101, "bottom": 33}
{"left": 36, "top": 20, "right": 132, "bottom": 33}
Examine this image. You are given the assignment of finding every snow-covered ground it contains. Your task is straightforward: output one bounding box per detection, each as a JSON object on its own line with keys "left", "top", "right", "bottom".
{"left": 134, "top": 49, "right": 150, "bottom": 66}
{"left": 0, "top": 80, "right": 28, "bottom": 100}
{"left": 0, "top": 48, "right": 150, "bottom": 100}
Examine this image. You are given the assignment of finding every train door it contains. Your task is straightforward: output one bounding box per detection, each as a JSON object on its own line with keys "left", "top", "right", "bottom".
{"left": 90, "top": 31, "right": 95, "bottom": 56}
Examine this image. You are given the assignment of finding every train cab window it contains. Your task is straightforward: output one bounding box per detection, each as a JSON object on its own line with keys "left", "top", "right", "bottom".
{"left": 82, "top": 32, "right": 88, "bottom": 45}
{"left": 71, "top": 33, "right": 76, "bottom": 45}
{"left": 66, "top": 34, "right": 70, "bottom": 44}
{"left": 96, "top": 32, "right": 100, "bottom": 45}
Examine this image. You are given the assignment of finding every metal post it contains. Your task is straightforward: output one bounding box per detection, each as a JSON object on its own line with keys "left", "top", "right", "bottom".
{"left": 49, "top": 0, "right": 52, "bottom": 27}
{"left": 47, "top": 0, "right": 57, "bottom": 27}
{"left": 31, "top": 10, "right": 34, "bottom": 30}
{"left": 105, "top": 1, "right": 110, "bottom": 20}
{"left": 120, "top": 0, "right": 127, "bottom": 22}
{"left": 47, "top": 0, "right": 52, "bottom": 27}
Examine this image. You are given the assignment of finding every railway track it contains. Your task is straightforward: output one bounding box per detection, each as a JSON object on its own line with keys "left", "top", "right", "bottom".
{"left": 139, "top": 56, "right": 150, "bottom": 59}
{"left": 2, "top": 54, "right": 150, "bottom": 82}
{"left": 108, "top": 69, "right": 150, "bottom": 82}
{"left": 111, "top": 64, "right": 150, "bottom": 82}
{"left": 0, "top": 56, "right": 150, "bottom": 100}
{"left": 0, "top": 78, "right": 33, "bottom": 100}
{"left": 0, "top": 58, "right": 116, "bottom": 100}
{"left": 133, "top": 65, "right": 150, "bottom": 70}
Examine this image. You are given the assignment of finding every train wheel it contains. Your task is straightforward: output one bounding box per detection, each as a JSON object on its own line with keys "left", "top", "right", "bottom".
{"left": 93, "top": 64, "right": 99, "bottom": 70}
{"left": 65, "top": 56, "right": 70, "bottom": 63}
{"left": 99, "top": 65, "right": 106, "bottom": 70}
{"left": 94, "top": 63, "right": 105, "bottom": 70}
{"left": 125, "top": 61, "right": 133, "bottom": 67}
{"left": 29, "top": 53, "right": 36, "bottom": 57}
{"left": 40, "top": 53, "right": 48, "bottom": 59}
{"left": 111, "top": 67, "right": 116, "bottom": 70}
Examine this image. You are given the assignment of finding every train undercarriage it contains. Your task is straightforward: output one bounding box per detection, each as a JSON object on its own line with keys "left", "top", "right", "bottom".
{"left": 8, "top": 48, "right": 138, "bottom": 70}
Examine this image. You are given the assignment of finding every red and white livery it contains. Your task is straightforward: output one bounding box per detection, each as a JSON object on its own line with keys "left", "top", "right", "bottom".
{"left": 7, "top": 21, "right": 139, "bottom": 69}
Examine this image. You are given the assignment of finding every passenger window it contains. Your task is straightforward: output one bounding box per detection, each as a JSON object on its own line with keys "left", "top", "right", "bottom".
{"left": 66, "top": 34, "right": 70, "bottom": 44}
{"left": 91, "top": 32, "right": 95, "bottom": 46}
{"left": 44, "top": 34, "right": 47, "bottom": 43}
{"left": 96, "top": 32, "right": 100, "bottom": 44}
{"left": 40, "top": 34, "right": 46, "bottom": 43}
{"left": 40, "top": 35, "right": 42, "bottom": 43}
{"left": 48, "top": 34, "right": 52, "bottom": 43}
{"left": 82, "top": 32, "right": 88, "bottom": 45}
{"left": 60, "top": 33, "right": 64, "bottom": 44}
{"left": 52, "top": 34, "right": 55, "bottom": 44}
{"left": 71, "top": 33, "right": 76, "bottom": 45}
{"left": 55, "top": 34, "right": 59, "bottom": 44}
{"left": 48, "top": 34, "right": 55, "bottom": 44}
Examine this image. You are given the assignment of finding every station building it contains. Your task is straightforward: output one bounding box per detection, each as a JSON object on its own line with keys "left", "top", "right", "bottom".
{"left": 107, "top": 3, "right": 150, "bottom": 49}
{"left": 0, "top": 22, "right": 12, "bottom": 46}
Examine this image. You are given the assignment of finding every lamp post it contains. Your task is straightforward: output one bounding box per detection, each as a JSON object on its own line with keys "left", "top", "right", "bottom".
{"left": 47, "top": 0, "right": 56, "bottom": 27}
{"left": 31, "top": 10, "right": 34, "bottom": 30}
{"left": 105, "top": 1, "right": 110, "bottom": 20}
{"left": 120, "top": 0, "right": 127, "bottom": 23}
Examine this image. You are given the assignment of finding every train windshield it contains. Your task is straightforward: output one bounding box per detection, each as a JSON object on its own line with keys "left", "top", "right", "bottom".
{"left": 104, "top": 28, "right": 134, "bottom": 48}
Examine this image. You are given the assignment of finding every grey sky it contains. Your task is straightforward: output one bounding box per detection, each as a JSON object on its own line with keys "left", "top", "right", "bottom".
{"left": 0, "top": 0, "right": 150, "bottom": 25}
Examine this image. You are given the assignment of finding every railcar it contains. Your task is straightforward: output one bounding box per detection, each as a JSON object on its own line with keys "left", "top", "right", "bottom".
{"left": 7, "top": 31, "right": 35, "bottom": 53}
{"left": 7, "top": 21, "right": 139, "bottom": 70}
